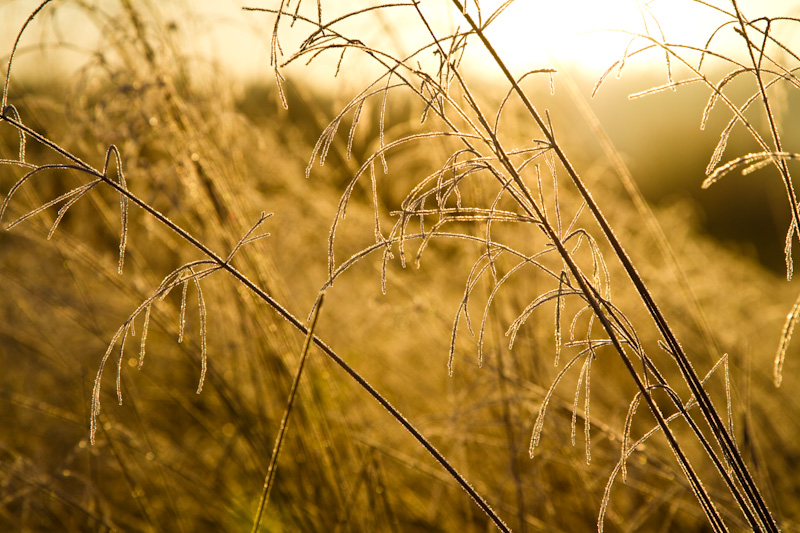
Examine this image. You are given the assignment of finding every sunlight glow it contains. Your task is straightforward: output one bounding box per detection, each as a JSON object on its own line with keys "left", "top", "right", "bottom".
{"left": 479, "top": 0, "right": 797, "bottom": 74}
{"left": 2, "top": 0, "right": 797, "bottom": 84}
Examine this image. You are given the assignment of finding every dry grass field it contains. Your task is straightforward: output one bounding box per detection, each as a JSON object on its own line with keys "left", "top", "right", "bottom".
{"left": 2, "top": 1, "right": 800, "bottom": 531}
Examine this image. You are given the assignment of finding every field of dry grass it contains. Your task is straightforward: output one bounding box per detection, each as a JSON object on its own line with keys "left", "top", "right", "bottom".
{"left": 2, "top": 1, "right": 800, "bottom": 531}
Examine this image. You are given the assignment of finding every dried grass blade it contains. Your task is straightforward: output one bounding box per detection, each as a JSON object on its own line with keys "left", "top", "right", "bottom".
{"left": 116, "top": 325, "right": 129, "bottom": 406}
{"left": 701, "top": 70, "right": 745, "bottom": 130}
{"left": 530, "top": 353, "right": 585, "bottom": 458}
{"left": 90, "top": 322, "right": 130, "bottom": 444}
{"left": 2, "top": 104, "right": 26, "bottom": 161}
{"left": 178, "top": 280, "right": 188, "bottom": 343}
{"left": 585, "top": 344, "right": 595, "bottom": 464}
{"left": 0, "top": 164, "right": 86, "bottom": 225}
{"left": 450, "top": 254, "right": 493, "bottom": 373}
{"left": 775, "top": 289, "right": 800, "bottom": 387}
{"left": 347, "top": 98, "right": 365, "bottom": 159}
{"left": 571, "top": 357, "right": 587, "bottom": 447}
{"left": 47, "top": 181, "right": 101, "bottom": 239}
{"left": 226, "top": 212, "right": 273, "bottom": 263}
{"left": 252, "top": 292, "right": 325, "bottom": 533}
{"left": 194, "top": 277, "right": 208, "bottom": 394}
{"left": 621, "top": 393, "right": 643, "bottom": 482}
{"left": 786, "top": 221, "right": 795, "bottom": 281}
{"left": 5, "top": 178, "right": 100, "bottom": 231}
{"left": 138, "top": 305, "right": 152, "bottom": 369}
{"left": 703, "top": 151, "right": 799, "bottom": 188}
{"left": 554, "top": 271, "right": 567, "bottom": 366}
{"left": 103, "top": 146, "right": 128, "bottom": 274}
{"left": 629, "top": 77, "right": 703, "bottom": 100}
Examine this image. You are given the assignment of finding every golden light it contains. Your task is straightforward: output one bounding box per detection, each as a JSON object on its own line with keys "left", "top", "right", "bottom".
{"left": 2, "top": 0, "right": 797, "bottom": 84}
{"left": 477, "top": 0, "right": 796, "bottom": 75}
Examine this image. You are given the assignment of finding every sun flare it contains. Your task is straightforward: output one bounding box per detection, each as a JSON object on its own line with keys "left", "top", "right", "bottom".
{"left": 479, "top": 0, "right": 794, "bottom": 74}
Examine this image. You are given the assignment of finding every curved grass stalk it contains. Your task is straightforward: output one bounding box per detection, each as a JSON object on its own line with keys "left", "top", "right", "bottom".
{"left": 0, "top": 112, "right": 511, "bottom": 533}
{"left": 447, "top": 1, "right": 777, "bottom": 530}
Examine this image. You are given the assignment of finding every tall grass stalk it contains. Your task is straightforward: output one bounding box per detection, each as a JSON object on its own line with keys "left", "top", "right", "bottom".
{"left": 252, "top": 291, "right": 325, "bottom": 532}
{"left": 448, "top": 2, "right": 776, "bottom": 529}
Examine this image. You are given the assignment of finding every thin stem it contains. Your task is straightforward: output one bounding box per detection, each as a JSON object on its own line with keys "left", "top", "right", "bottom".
{"left": 252, "top": 292, "right": 325, "bottom": 532}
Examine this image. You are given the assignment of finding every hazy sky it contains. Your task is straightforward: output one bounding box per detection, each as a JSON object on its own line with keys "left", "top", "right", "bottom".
{"left": 2, "top": 0, "right": 799, "bottom": 86}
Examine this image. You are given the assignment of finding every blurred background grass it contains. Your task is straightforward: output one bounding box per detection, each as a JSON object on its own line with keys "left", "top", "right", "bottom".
{"left": 1, "top": 1, "right": 800, "bottom": 531}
